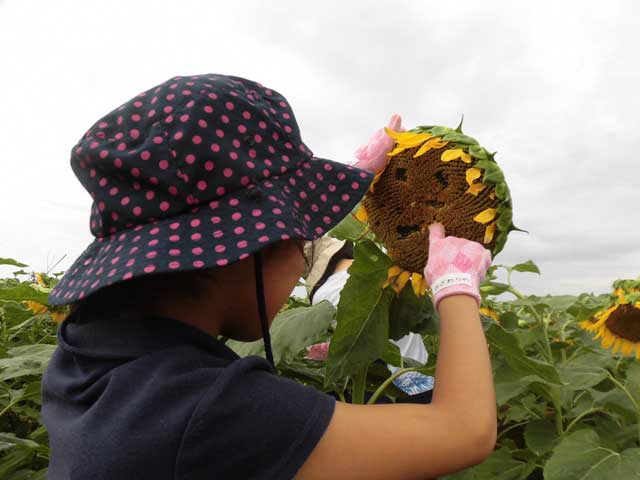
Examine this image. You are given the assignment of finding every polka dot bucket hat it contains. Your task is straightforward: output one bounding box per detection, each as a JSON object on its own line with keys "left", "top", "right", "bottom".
{"left": 49, "top": 74, "right": 374, "bottom": 305}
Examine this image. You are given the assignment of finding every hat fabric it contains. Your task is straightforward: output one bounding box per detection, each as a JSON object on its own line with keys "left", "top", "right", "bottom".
{"left": 49, "top": 74, "right": 373, "bottom": 305}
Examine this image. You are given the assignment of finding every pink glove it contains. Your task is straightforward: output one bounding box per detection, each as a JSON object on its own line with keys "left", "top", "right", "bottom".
{"left": 424, "top": 223, "right": 492, "bottom": 311}
{"left": 353, "top": 114, "right": 404, "bottom": 173}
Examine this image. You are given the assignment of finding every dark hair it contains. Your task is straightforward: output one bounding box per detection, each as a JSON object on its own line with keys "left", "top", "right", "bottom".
{"left": 69, "top": 269, "right": 217, "bottom": 322}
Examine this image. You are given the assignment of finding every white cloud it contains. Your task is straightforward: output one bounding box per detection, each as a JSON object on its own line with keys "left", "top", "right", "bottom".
{"left": 0, "top": 0, "right": 638, "bottom": 296}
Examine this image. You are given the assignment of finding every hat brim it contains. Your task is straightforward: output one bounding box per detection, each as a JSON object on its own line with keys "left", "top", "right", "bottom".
{"left": 49, "top": 157, "right": 373, "bottom": 305}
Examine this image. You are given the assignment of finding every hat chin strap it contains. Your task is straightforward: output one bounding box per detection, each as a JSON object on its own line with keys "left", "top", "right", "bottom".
{"left": 253, "top": 251, "right": 275, "bottom": 368}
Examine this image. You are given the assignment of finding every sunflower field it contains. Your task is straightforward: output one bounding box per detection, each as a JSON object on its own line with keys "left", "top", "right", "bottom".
{"left": 1, "top": 225, "right": 640, "bottom": 479}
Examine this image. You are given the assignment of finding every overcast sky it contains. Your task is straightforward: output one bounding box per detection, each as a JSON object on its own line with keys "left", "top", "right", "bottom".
{"left": 0, "top": 0, "right": 638, "bottom": 297}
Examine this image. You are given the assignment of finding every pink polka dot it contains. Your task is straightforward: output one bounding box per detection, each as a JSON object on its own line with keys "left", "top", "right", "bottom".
{"left": 213, "top": 230, "right": 223, "bottom": 238}
{"left": 197, "top": 180, "right": 207, "bottom": 191}
{"left": 221, "top": 114, "right": 230, "bottom": 124}
{"left": 210, "top": 216, "right": 221, "bottom": 224}
{"left": 123, "top": 272, "right": 133, "bottom": 280}
{"left": 323, "top": 216, "right": 332, "bottom": 224}
{"left": 215, "top": 245, "right": 226, "bottom": 253}
{"left": 229, "top": 198, "right": 240, "bottom": 206}
{"left": 131, "top": 168, "right": 140, "bottom": 177}
{"left": 180, "top": 114, "right": 190, "bottom": 122}
{"left": 351, "top": 182, "right": 360, "bottom": 189}
{"left": 259, "top": 121, "right": 267, "bottom": 129}
{"left": 146, "top": 251, "right": 158, "bottom": 259}
{"left": 224, "top": 168, "right": 233, "bottom": 178}
{"left": 315, "top": 227, "right": 323, "bottom": 234}
{"left": 252, "top": 209, "right": 262, "bottom": 217}
{"left": 272, "top": 208, "right": 282, "bottom": 215}
{"left": 234, "top": 226, "right": 245, "bottom": 234}
{"left": 133, "top": 206, "right": 142, "bottom": 216}
{"left": 144, "top": 265, "right": 156, "bottom": 273}
{"left": 159, "top": 160, "right": 169, "bottom": 170}
{"left": 169, "top": 234, "right": 180, "bottom": 242}
{"left": 229, "top": 152, "right": 238, "bottom": 160}
{"left": 174, "top": 132, "right": 184, "bottom": 140}
{"left": 146, "top": 191, "right": 155, "bottom": 200}
{"left": 192, "top": 135, "right": 202, "bottom": 145}
{"left": 225, "top": 101, "right": 235, "bottom": 110}
{"left": 237, "top": 240, "right": 248, "bottom": 248}
{"left": 169, "top": 249, "right": 181, "bottom": 256}
{"left": 150, "top": 227, "right": 160, "bottom": 235}
{"left": 232, "top": 212, "right": 242, "bottom": 221}
{"left": 114, "top": 158, "right": 123, "bottom": 168}
{"left": 191, "top": 233, "right": 202, "bottom": 241}
{"left": 204, "top": 105, "right": 214, "bottom": 113}
{"left": 129, "top": 246, "right": 139, "bottom": 254}
{"left": 193, "top": 260, "right": 204, "bottom": 268}
{"left": 168, "top": 186, "right": 178, "bottom": 196}
{"left": 160, "top": 201, "right": 170, "bottom": 211}
{"left": 217, "top": 259, "right": 229, "bottom": 266}
{"left": 170, "top": 222, "right": 180, "bottom": 230}
{"left": 258, "top": 235, "right": 269, "bottom": 243}
{"left": 190, "top": 219, "right": 201, "bottom": 227}
{"left": 216, "top": 129, "right": 224, "bottom": 138}
{"left": 109, "top": 187, "right": 119, "bottom": 196}
{"left": 256, "top": 222, "right": 266, "bottom": 230}
{"left": 341, "top": 194, "right": 350, "bottom": 201}
{"left": 198, "top": 119, "right": 207, "bottom": 128}
{"left": 216, "top": 186, "right": 225, "bottom": 196}
{"left": 238, "top": 125, "right": 247, "bottom": 134}
{"left": 276, "top": 221, "right": 286, "bottom": 228}
{"left": 126, "top": 259, "right": 136, "bottom": 267}
{"left": 121, "top": 197, "right": 130, "bottom": 206}
{"left": 153, "top": 136, "right": 164, "bottom": 144}
{"left": 192, "top": 247, "right": 203, "bottom": 255}
{"left": 169, "top": 261, "right": 180, "bottom": 269}
{"left": 148, "top": 239, "right": 159, "bottom": 247}
{"left": 185, "top": 154, "right": 196, "bottom": 164}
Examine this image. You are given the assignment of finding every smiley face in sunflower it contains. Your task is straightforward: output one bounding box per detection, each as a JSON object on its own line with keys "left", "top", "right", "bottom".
{"left": 355, "top": 122, "right": 522, "bottom": 296}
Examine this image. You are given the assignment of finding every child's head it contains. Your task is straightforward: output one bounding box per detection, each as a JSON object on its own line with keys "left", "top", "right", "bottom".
{"left": 50, "top": 74, "right": 373, "bottom": 341}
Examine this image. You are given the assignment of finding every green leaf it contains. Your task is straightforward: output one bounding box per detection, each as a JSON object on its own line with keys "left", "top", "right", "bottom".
{"left": 0, "top": 345, "right": 57, "bottom": 382}
{"left": 328, "top": 207, "right": 370, "bottom": 242}
{"left": 0, "top": 283, "right": 50, "bottom": 305}
{"left": 0, "top": 259, "right": 28, "bottom": 268}
{"left": 511, "top": 260, "right": 540, "bottom": 275}
{"left": 494, "top": 366, "right": 544, "bottom": 405}
{"left": 326, "top": 241, "right": 394, "bottom": 384}
{"left": 443, "top": 447, "right": 531, "bottom": 479}
{"left": 557, "top": 353, "right": 609, "bottom": 391}
{"left": 524, "top": 420, "right": 558, "bottom": 456}
{"left": 480, "top": 281, "right": 511, "bottom": 296}
{"left": 544, "top": 429, "right": 640, "bottom": 480}
{"left": 485, "top": 324, "right": 562, "bottom": 385}
{"left": 381, "top": 341, "right": 402, "bottom": 367}
{"left": 226, "top": 301, "right": 335, "bottom": 365}
{"left": 389, "top": 282, "right": 439, "bottom": 339}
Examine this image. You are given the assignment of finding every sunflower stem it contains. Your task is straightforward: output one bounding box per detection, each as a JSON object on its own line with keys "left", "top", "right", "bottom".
{"left": 565, "top": 407, "right": 604, "bottom": 434}
{"left": 367, "top": 367, "right": 418, "bottom": 405}
{"left": 351, "top": 366, "right": 368, "bottom": 404}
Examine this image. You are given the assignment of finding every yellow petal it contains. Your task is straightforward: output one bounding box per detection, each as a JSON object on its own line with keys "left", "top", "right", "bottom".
{"left": 483, "top": 222, "right": 496, "bottom": 244}
{"left": 441, "top": 148, "right": 471, "bottom": 163}
{"left": 466, "top": 168, "right": 482, "bottom": 186}
{"left": 479, "top": 307, "right": 499, "bottom": 322}
{"left": 465, "top": 183, "right": 486, "bottom": 196}
{"left": 611, "top": 338, "right": 623, "bottom": 354}
{"left": 621, "top": 340, "right": 634, "bottom": 356}
{"left": 392, "top": 271, "right": 411, "bottom": 294}
{"left": 489, "top": 190, "right": 496, "bottom": 200}
{"left": 355, "top": 204, "right": 368, "bottom": 223}
{"left": 411, "top": 273, "right": 423, "bottom": 297}
{"left": 23, "top": 300, "right": 48, "bottom": 315}
{"left": 636, "top": 345, "right": 640, "bottom": 360}
{"left": 602, "top": 331, "right": 616, "bottom": 349}
{"left": 388, "top": 265, "right": 403, "bottom": 277}
{"left": 474, "top": 208, "right": 497, "bottom": 224}
{"left": 50, "top": 311, "right": 67, "bottom": 323}
{"left": 35, "top": 272, "right": 46, "bottom": 287}
{"left": 420, "top": 278, "right": 430, "bottom": 295}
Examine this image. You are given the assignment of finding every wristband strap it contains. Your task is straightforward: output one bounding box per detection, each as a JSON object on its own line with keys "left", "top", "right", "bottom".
{"left": 430, "top": 273, "right": 473, "bottom": 295}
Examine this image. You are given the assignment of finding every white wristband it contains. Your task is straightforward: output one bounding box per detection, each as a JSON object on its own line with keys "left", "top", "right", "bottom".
{"left": 430, "top": 273, "right": 473, "bottom": 295}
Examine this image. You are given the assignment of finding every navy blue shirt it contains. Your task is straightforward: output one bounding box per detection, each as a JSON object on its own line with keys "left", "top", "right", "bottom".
{"left": 42, "top": 312, "right": 335, "bottom": 479}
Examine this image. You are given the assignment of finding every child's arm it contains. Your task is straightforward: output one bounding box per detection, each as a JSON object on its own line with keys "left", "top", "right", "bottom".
{"left": 296, "top": 225, "right": 496, "bottom": 480}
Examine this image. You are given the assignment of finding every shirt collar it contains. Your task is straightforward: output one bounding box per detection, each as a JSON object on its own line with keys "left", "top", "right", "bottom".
{"left": 57, "top": 310, "right": 240, "bottom": 361}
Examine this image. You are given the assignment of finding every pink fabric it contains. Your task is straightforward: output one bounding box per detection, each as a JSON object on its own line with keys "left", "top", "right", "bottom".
{"left": 424, "top": 223, "right": 492, "bottom": 311}
{"left": 305, "top": 341, "right": 330, "bottom": 361}
{"left": 353, "top": 114, "right": 403, "bottom": 173}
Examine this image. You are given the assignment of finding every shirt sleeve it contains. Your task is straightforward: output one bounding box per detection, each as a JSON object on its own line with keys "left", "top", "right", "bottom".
{"left": 175, "top": 356, "right": 336, "bottom": 480}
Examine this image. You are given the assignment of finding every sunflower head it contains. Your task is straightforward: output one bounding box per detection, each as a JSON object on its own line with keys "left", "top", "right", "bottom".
{"left": 361, "top": 123, "right": 520, "bottom": 277}
{"left": 580, "top": 279, "right": 640, "bottom": 358}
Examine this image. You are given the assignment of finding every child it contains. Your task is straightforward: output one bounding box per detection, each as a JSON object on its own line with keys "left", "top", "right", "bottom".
{"left": 43, "top": 74, "right": 496, "bottom": 479}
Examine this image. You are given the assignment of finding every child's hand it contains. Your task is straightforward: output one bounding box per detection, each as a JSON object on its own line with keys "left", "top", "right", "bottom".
{"left": 424, "top": 223, "right": 492, "bottom": 311}
{"left": 353, "top": 114, "right": 403, "bottom": 173}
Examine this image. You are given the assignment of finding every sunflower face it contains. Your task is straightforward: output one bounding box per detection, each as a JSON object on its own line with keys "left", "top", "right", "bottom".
{"left": 362, "top": 124, "right": 517, "bottom": 275}
{"left": 580, "top": 279, "right": 640, "bottom": 358}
